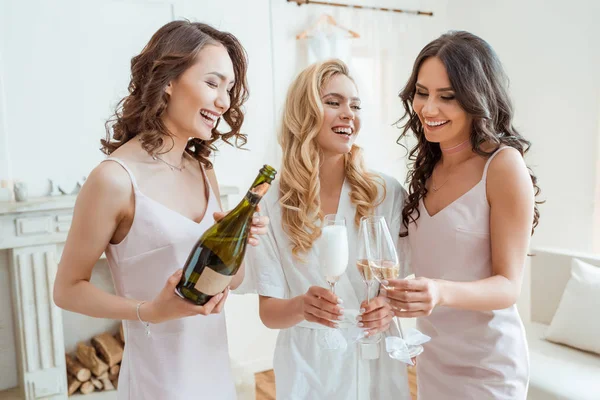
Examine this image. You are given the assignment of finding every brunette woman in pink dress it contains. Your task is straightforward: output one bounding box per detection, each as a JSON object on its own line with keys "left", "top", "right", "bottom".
{"left": 53, "top": 21, "right": 268, "bottom": 399}
{"left": 383, "top": 31, "right": 542, "bottom": 399}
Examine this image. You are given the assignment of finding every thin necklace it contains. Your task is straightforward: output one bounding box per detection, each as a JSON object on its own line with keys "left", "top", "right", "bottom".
{"left": 431, "top": 171, "right": 449, "bottom": 192}
{"left": 152, "top": 154, "right": 185, "bottom": 172}
{"left": 431, "top": 164, "right": 455, "bottom": 192}
{"left": 433, "top": 139, "right": 471, "bottom": 191}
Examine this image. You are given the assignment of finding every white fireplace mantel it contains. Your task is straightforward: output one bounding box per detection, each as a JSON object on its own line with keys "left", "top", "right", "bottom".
{"left": 0, "top": 188, "right": 238, "bottom": 399}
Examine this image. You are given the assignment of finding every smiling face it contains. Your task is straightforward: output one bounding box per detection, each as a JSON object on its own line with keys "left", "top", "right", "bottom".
{"left": 315, "top": 74, "right": 362, "bottom": 156}
{"left": 163, "top": 43, "right": 235, "bottom": 141}
{"left": 412, "top": 56, "right": 473, "bottom": 148}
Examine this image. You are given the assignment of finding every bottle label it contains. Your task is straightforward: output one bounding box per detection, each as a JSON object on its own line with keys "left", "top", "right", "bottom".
{"left": 193, "top": 268, "right": 233, "bottom": 296}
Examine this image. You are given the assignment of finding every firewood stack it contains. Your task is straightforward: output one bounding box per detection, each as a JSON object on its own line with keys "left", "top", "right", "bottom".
{"left": 65, "top": 324, "right": 125, "bottom": 396}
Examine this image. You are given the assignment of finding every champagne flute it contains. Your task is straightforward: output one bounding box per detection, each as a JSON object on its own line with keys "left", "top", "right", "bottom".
{"left": 357, "top": 216, "right": 381, "bottom": 343}
{"left": 318, "top": 214, "right": 349, "bottom": 294}
{"left": 363, "top": 216, "right": 406, "bottom": 339}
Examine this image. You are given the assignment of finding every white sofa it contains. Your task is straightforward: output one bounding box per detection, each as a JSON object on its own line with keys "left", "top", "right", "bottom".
{"left": 526, "top": 248, "right": 600, "bottom": 400}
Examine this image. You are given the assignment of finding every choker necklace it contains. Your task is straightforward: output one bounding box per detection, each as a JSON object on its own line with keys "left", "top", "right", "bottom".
{"left": 440, "top": 139, "right": 470, "bottom": 154}
{"left": 152, "top": 154, "right": 185, "bottom": 172}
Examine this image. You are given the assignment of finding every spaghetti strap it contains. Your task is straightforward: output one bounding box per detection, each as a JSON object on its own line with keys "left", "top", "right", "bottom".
{"left": 482, "top": 146, "right": 511, "bottom": 181}
{"left": 103, "top": 157, "right": 140, "bottom": 191}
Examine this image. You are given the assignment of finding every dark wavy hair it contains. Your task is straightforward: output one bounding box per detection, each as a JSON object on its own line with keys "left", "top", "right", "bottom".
{"left": 101, "top": 20, "right": 249, "bottom": 168}
{"left": 397, "top": 31, "right": 541, "bottom": 235}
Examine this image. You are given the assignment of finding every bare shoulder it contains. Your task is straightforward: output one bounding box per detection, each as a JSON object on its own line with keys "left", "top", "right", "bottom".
{"left": 79, "top": 160, "right": 133, "bottom": 212}
{"left": 88, "top": 160, "right": 133, "bottom": 194}
{"left": 487, "top": 147, "right": 528, "bottom": 179}
{"left": 486, "top": 147, "right": 533, "bottom": 202}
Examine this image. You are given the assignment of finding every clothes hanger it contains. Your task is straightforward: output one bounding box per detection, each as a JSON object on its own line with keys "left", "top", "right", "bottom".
{"left": 296, "top": 13, "right": 360, "bottom": 40}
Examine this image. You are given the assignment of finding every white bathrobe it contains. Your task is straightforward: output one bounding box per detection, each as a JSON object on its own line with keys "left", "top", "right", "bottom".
{"left": 239, "top": 173, "right": 411, "bottom": 400}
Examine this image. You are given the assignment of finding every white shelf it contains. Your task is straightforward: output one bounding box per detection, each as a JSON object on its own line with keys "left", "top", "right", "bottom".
{"left": 0, "top": 388, "right": 118, "bottom": 400}
{"left": 71, "top": 390, "right": 118, "bottom": 399}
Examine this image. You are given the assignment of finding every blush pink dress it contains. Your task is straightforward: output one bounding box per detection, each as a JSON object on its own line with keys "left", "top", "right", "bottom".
{"left": 103, "top": 157, "right": 236, "bottom": 400}
{"left": 408, "top": 147, "right": 529, "bottom": 399}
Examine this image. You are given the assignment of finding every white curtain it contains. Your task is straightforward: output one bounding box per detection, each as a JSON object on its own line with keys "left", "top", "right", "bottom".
{"left": 300, "top": 8, "right": 417, "bottom": 185}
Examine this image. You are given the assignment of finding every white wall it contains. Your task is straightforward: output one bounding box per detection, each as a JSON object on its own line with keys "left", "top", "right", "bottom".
{"left": 0, "top": 0, "right": 175, "bottom": 196}
{"left": 0, "top": 0, "right": 278, "bottom": 197}
{"left": 442, "top": 0, "right": 600, "bottom": 253}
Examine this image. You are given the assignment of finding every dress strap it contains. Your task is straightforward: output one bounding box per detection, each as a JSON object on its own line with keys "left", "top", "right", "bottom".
{"left": 102, "top": 157, "right": 140, "bottom": 191}
{"left": 198, "top": 162, "right": 222, "bottom": 211}
{"left": 482, "top": 146, "right": 511, "bottom": 182}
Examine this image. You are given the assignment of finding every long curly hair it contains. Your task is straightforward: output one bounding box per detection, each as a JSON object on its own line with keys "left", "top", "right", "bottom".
{"left": 397, "top": 31, "right": 542, "bottom": 235}
{"left": 279, "top": 59, "right": 385, "bottom": 257}
{"left": 101, "top": 20, "right": 249, "bottom": 168}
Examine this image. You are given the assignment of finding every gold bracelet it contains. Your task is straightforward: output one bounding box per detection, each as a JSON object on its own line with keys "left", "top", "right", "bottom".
{"left": 136, "top": 301, "right": 151, "bottom": 337}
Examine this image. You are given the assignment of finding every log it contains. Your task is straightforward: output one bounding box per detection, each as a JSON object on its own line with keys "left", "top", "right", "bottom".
{"left": 65, "top": 354, "right": 91, "bottom": 382}
{"left": 67, "top": 374, "right": 82, "bottom": 396}
{"left": 101, "top": 377, "right": 115, "bottom": 391}
{"left": 90, "top": 377, "right": 103, "bottom": 390}
{"left": 111, "top": 378, "right": 119, "bottom": 389}
{"left": 97, "top": 371, "right": 109, "bottom": 380}
{"left": 76, "top": 342, "right": 109, "bottom": 377}
{"left": 79, "top": 381, "right": 95, "bottom": 395}
{"left": 109, "top": 364, "right": 120, "bottom": 381}
{"left": 119, "top": 324, "right": 125, "bottom": 344}
{"left": 91, "top": 332, "right": 123, "bottom": 366}
{"left": 114, "top": 333, "right": 123, "bottom": 347}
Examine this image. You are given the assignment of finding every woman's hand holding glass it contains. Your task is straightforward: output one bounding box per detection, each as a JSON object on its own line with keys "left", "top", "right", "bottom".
{"left": 357, "top": 295, "right": 394, "bottom": 337}
{"left": 300, "top": 286, "right": 345, "bottom": 328}
{"left": 381, "top": 277, "right": 441, "bottom": 318}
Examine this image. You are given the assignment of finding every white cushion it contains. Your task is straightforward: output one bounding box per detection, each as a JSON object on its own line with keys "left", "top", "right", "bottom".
{"left": 526, "top": 322, "right": 600, "bottom": 400}
{"left": 545, "top": 258, "right": 600, "bottom": 355}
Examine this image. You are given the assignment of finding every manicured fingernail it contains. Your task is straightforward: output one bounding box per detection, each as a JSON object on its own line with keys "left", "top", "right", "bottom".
{"left": 337, "top": 298, "right": 344, "bottom": 304}
{"left": 382, "top": 280, "right": 389, "bottom": 286}
{"left": 333, "top": 323, "right": 339, "bottom": 328}
{"left": 337, "top": 315, "right": 344, "bottom": 320}
{"left": 360, "top": 308, "right": 366, "bottom": 313}
{"left": 253, "top": 218, "right": 259, "bottom": 224}
{"left": 356, "top": 316, "right": 362, "bottom": 322}
{"left": 357, "top": 322, "right": 364, "bottom": 327}
{"left": 338, "top": 308, "right": 344, "bottom": 315}
{"left": 251, "top": 227, "right": 257, "bottom": 233}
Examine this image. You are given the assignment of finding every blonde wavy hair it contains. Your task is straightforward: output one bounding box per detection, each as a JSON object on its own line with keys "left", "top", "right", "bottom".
{"left": 279, "top": 59, "right": 385, "bottom": 257}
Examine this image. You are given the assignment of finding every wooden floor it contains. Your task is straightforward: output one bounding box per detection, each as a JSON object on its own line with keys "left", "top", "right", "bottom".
{"left": 255, "top": 370, "right": 276, "bottom": 400}
{"left": 256, "top": 367, "right": 417, "bottom": 399}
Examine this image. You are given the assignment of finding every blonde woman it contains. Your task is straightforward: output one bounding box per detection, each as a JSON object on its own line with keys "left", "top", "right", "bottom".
{"left": 242, "top": 60, "right": 411, "bottom": 399}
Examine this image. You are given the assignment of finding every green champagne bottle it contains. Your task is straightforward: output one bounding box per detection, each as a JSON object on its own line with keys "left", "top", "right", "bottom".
{"left": 175, "top": 165, "right": 277, "bottom": 305}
